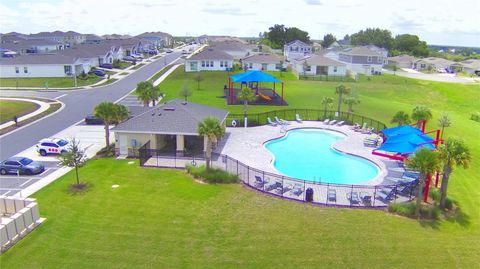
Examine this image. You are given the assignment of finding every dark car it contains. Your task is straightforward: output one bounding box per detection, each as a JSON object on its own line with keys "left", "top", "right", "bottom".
{"left": 84, "top": 115, "right": 104, "bottom": 125}
{"left": 93, "top": 69, "right": 106, "bottom": 77}
{"left": 123, "top": 56, "right": 135, "bottom": 62}
{"left": 0, "top": 157, "right": 45, "bottom": 175}
{"left": 100, "top": 63, "right": 113, "bottom": 69}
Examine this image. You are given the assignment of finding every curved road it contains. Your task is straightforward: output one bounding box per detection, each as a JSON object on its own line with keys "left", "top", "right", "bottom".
{"left": 0, "top": 52, "right": 182, "bottom": 160}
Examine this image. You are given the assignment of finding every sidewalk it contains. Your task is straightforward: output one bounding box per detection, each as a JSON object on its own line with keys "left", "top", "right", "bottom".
{"left": 0, "top": 97, "right": 51, "bottom": 130}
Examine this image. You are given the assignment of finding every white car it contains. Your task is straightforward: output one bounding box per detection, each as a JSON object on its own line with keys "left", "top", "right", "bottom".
{"left": 132, "top": 54, "right": 144, "bottom": 59}
{"left": 36, "top": 138, "right": 69, "bottom": 156}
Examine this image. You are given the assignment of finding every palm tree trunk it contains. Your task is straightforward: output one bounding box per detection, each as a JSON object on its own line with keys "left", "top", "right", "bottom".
{"left": 243, "top": 100, "right": 248, "bottom": 118}
{"left": 144, "top": 100, "right": 149, "bottom": 107}
{"left": 324, "top": 104, "right": 327, "bottom": 118}
{"left": 104, "top": 123, "right": 110, "bottom": 147}
{"left": 337, "top": 93, "right": 342, "bottom": 114}
{"left": 205, "top": 140, "right": 211, "bottom": 170}
{"left": 416, "top": 173, "right": 425, "bottom": 218}
{"left": 441, "top": 126, "right": 445, "bottom": 140}
{"left": 440, "top": 165, "right": 451, "bottom": 209}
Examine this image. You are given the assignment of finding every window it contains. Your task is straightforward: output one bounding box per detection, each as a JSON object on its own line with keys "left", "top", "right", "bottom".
{"left": 210, "top": 61, "right": 213, "bottom": 67}
{"left": 367, "top": 56, "right": 372, "bottom": 63}
{"left": 15, "top": 67, "right": 19, "bottom": 74}
{"left": 24, "top": 67, "right": 28, "bottom": 73}
{"left": 64, "top": 65, "right": 72, "bottom": 74}
{"left": 275, "top": 63, "right": 281, "bottom": 70}
{"left": 305, "top": 65, "right": 311, "bottom": 72}
{"left": 261, "top": 63, "right": 268, "bottom": 70}
{"left": 249, "top": 63, "right": 253, "bottom": 69}
{"left": 5, "top": 161, "right": 19, "bottom": 166}
{"left": 333, "top": 66, "right": 337, "bottom": 72}
{"left": 201, "top": 61, "right": 205, "bottom": 67}
{"left": 377, "top": 57, "right": 383, "bottom": 63}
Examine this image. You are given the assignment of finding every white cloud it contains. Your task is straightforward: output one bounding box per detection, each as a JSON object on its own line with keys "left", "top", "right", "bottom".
{"left": 1, "top": 0, "right": 479, "bottom": 46}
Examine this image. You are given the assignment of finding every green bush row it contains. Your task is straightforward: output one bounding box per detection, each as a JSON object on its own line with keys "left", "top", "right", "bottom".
{"left": 186, "top": 165, "right": 239, "bottom": 184}
{"left": 388, "top": 202, "right": 441, "bottom": 219}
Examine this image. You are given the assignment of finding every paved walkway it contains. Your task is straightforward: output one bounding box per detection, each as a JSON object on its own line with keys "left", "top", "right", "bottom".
{"left": 0, "top": 98, "right": 51, "bottom": 130}
{"left": 383, "top": 68, "right": 480, "bottom": 83}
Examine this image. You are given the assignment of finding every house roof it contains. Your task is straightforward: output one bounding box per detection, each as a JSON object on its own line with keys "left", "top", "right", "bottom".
{"left": 209, "top": 41, "right": 249, "bottom": 52}
{"left": 136, "top": 31, "right": 172, "bottom": 38}
{"left": 56, "top": 43, "right": 112, "bottom": 58}
{"left": 459, "top": 59, "right": 480, "bottom": 70}
{"left": 341, "top": 46, "right": 383, "bottom": 56}
{"left": 0, "top": 53, "right": 75, "bottom": 65}
{"left": 295, "top": 54, "right": 346, "bottom": 66}
{"left": 415, "top": 57, "right": 455, "bottom": 66}
{"left": 85, "top": 34, "right": 103, "bottom": 40}
{"left": 188, "top": 48, "right": 234, "bottom": 61}
{"left": 388, "top": 54, "right": 417, "bottom": 63}
{"left": 284, "top": 40, "right": 311, "bottom": 47}
{"left": 242, "top": 53, "right": 282, "bottom": 64}
{"left": 112, "top": 100, "right": 229, "bottom": 135}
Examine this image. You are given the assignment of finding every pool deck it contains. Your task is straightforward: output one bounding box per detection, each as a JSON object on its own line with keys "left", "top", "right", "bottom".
{"left": 215, "top": 121, "right": 405, "bottom": 186}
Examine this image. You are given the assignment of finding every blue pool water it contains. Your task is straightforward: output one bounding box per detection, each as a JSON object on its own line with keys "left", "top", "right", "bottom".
{"left": 265, "top": 129, "right": 379, "bottom": 184}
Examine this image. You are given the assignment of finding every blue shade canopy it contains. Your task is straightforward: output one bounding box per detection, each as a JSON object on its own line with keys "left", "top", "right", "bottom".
{"left": 377, "top": 141, "right": 435, "bottom": 154}
{"left": 230, "top": 70, "right": 281, "bottom": 83}
{"left": 382, "top": 125, "right": 422, "bottom": 137}
{"left": 385, "top": 132, "right": 434, "bottom": 145}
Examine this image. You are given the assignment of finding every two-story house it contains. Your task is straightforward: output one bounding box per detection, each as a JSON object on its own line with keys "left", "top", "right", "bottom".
{"left": 336, "top": 46, "right": 385, "bottom": 75}
{"left": 283, "top": 40, "right": 312, "bottom": 61}
{"left": 242, "top": 53, "right": 283, "bottom": 71}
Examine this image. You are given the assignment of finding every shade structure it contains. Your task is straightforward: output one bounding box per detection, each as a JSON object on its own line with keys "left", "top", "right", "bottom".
{"left": 381, "top": 125, "right": 422, "bottom": 137}
{"left": 377, "top": 140, "right": 435, "bottom": 154}
{"left": 230, "top": 70, "right": 281, "bottom": 83}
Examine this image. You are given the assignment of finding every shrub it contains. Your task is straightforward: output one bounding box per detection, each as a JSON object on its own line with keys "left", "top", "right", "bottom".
{"left": 471, "top": 112, "right": 480, "bottom": 122}
{"left": 429, "top": 188, "right": 441, "bottom": 201}
{"left": 186, "top": 165, "right": 239, "bottom": 184}
{"left": 388, "top": 202, "right": 416, "bottom": 216}
{"left": 444, "top": 197, "right": 455, "bottom": 210}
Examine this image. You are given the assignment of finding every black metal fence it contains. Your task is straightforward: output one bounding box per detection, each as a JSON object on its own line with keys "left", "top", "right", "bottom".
{"left": 299, "top": 74, "right": 356, "bottom": 82}
{"left": 138, "top": 149, "right": 416, "bottom": 208}
{"left": 226, "top": 109, "right": 387, "bottom": 133}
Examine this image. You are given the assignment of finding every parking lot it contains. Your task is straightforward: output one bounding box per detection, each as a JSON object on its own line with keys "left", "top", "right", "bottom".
{"left": 0, "top": 124, "right": 113, "bottom": 197}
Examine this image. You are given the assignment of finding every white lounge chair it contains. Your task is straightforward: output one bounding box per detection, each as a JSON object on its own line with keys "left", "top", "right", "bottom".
{"left": 275, "top": 116, "right": 288, "bottom": 125}
{"left": 336, "top": 121, "right": 345, "bottom": 126}
{"left": 323, "top": 119, "right": 330, "bottom": 124}
{"left": 267, "top": 117, "right": 277, "bottom": 126}
{"left": 329, "top": 120, "right": 337, "bottom": 125}
{"left": 295, "top": 114, "right": 302, "bottom": 123}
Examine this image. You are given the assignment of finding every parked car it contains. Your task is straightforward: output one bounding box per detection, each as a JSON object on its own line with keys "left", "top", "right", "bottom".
{"left": 123, "top": 56, "right": 135, "bottom": 62}
{"left": 99, "top": 63, "right": 113, "bottom": 69}
{"left": 85, "top": 115, "right": 104, "bottom": 125}
{"left": 166, "top": 49, "right": 173, "bottom": 53}
{"left": 182, "top": 50, "right": 188, "bottom": 54}
{"left": 35, "top": 138, "right": 69, "bottom": 156}
{"left": 0, "top": 157, "right": 45, "bottom": 175}
{"left": 148, "top": 50, "right": 158, "bottom": 55}
{"left": 93, "top": 69, "right": 106, "bottom": 77}
{"left": 132, "top": 54, "right": 144, "bottom": 59}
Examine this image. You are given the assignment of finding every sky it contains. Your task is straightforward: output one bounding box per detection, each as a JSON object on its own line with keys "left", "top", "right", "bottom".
{"left": 0, "top": 0, "right": 479, "bottom": 47}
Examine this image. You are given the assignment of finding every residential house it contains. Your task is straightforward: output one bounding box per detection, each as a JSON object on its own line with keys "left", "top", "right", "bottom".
{"left": 335, "top": 46, "right": 385, "bottom": 75}
{"left": 388, "top": 55, "right": 417, "bottom": 69}
{"left": 242, "top": 53, "right": 283, "bottom": 71}
{"left": 292, "top": 54, "right": 347, "bottom": 76}
{"left": 185, "top": 48, "right": 234, "bottom": 72}
{"left": 365, "top": 45, "right": 388, "bottom": 64}
{"left": 103, "top": 38, "right": 143, "bottom": 56}
{"left": 84, "top": 34, "right": 104, "bottom": 44}
{"left": 283, "top": 40, "right": 312, "bottom": 61}
{"left": 111, "top": 100, "right": 229, "bottom": 157}
{"left": 0, "top": 54, "right": 84, "bottom": 78}
{"left": 0, "top": 39, "right": 64, "bottom": 55}
{"left": 28, "top": 31, "right": 86, "bottom": 46}
{"left": 209, "top": 41, "right": 250, "bottom": 60}
{"left": 457, "top": 59, "right": 480, "bottom": 75}
{"left": 57, "top": 43, "right": 116, "bottom": 73}
{"left": 136, "top": 32, "right": 173, "bottom": 48}
{"left": 414, "top": 57, "right": 455, "bottom": 71}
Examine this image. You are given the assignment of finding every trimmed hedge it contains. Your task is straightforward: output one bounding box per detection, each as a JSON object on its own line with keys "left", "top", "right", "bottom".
{"left": 186, "top": 165, "right": 239, "bottom": 184}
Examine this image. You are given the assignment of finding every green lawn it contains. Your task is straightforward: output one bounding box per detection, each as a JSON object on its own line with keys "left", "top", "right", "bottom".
{"left": 115, "top": 61, "right": 132, "bottom": 69}
{"left": 1, "top": 158, "right": 478, "bottom": 268}
{"left": 2, "top": 70, "right": 479, "bottom": 268}
{"left": 0, "top": 75, "right": 103, "bottom": 88}
{"left": 0, "top": 99, "right": 39, "bottom": 123}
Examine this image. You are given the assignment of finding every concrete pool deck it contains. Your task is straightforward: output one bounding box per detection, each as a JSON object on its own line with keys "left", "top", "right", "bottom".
{"left": 215, "top": 121, "right": 404, "bottom": 186}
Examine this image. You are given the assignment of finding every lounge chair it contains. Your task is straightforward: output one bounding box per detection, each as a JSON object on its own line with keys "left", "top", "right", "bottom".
{"left": 350, "top": 123, "right": 360, "bottom": 130}
{"left": 323, "top": 119, "right": 330, "bottom": 124}
{"left": 375, "top": 187, "right": 397, "bottom": 202}
{"left": 267, "top": 117, "right": 277, "bottom": 126}
{"left": 336, "top": 121, "right": 345, "bottom": 126}
{"left": 361, "top": 127, "right": 374, "bottom": 134}
{"left": 265, "top": 180, "right": 282, "bottom": 192}
{"left": 359, "top": 192, "right": 372, "bottom": 206}
{"left": 399, "top": 181, "right": 418, "bottom": 195}
{"left": 291, "top": 183, "right": 304, "bottom": 196}
{"left": 254, "top": 176, "right": 266, "bottom": 188}
{"left": 347, "top": 191, "right": 360, "bottom": 205}
{"left": 327, "top": 188, "right": 336, "bottom": 202}
{"left": 280, "top": 184, "right": 292, "bottom": 194}
{"left": 275, "top": 116, "right": 288, "bottom": 125}
{"left": 355, "top": 123, "right": 367, "bottom": 132}
{"left": 295, "top": 114, "right": 302, "bottom": 123}
{"left": 329, "top": 119, "right": 337, "bottom": 125}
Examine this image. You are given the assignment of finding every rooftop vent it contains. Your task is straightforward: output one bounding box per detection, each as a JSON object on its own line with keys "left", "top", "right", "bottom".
{"left": 163, "top": 107, "right": 175, "bottom": 111}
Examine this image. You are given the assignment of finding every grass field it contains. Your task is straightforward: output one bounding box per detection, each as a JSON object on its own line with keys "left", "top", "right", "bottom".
{"left": 0, "top": 75, "right": 102, "bottom": 88}
{"left": 1, "top": 70, "right": 479, "bottom": 268}
{"left": 0, "top": 99, "right": 39, "bottom": 124}
{"left": 1, "top": 158, "right": 478, "bottom": 269}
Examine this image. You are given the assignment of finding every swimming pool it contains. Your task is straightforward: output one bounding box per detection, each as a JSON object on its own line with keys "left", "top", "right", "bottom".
{"left": 264, "top": 129, "right": 379, "bottom": 184}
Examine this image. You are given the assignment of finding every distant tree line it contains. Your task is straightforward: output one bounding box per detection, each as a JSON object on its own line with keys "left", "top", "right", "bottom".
{"left": 261, "top": 24, "right": 310, "bottom": 49}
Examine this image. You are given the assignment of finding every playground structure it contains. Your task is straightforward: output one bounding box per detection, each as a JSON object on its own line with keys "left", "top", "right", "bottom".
{"left": 226, "top": 71, "right": 286, "bottom": 106}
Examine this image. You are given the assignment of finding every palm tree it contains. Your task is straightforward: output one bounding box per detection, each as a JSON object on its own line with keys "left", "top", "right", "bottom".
{"left": 335, "top": 85, "right": 350, "bottom": 116}
{"left": 94, "top": 102, "right": 129, "bottom": 147}
{"left": 321, "top": 97, "right": 334, "bottom": 118}
{"left": 135, "top": 81, "right": 154, "bottom": 107}
{"left": 150, "top": 85, "right": 163, "bottom": 106}
{"left": 406, "top": 148, "right": 440, "bottom": 218}
{"left": 179, "top": 84, "right": 192, "bottom": 102}
{"left": 437, "top": 138, "right": 471, "bottom": 209}
{"left": 237, "top": 87, "right": 256, "bottom": 118}
{"left": 343, "top": 96, "right": 360, "bottom": 113}
{"left": 391, "top": 111, "right": 411, "bottom": 126}
{"left": 411, "top": 105, "right": 432, "bottom": 129}
{"left": 438, "top": 114, "right": 451, "bottom": 140}
{"left": 197, "top": 117, "right": 225, "bottom": 170}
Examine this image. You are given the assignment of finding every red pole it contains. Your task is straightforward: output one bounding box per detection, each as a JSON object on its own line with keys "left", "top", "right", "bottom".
{"left": 228, "top": 78, "right": 231, "bottom": 104}
{"left": 434, "top": 172, "right": 440, "bottom": 188}
{"left": 421, "top": 120, "right": 426, "bottom": 133}
{"left": 424, "top": 173, "right": 431, "bottom": 202}
{"left": 281, "top": 82, "right": 284, "bottom": 105}
{"left": 435, "top": 129, "right": 441, "bottom": 148}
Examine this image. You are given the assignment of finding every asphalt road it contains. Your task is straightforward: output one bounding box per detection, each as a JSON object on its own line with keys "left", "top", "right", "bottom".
{"left": 0, "top": 51, "right": 183, "bottom": 160}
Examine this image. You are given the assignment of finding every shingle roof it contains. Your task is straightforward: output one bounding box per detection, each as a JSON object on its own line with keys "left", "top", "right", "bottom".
{"left": 388, "top": 54, "right": 417, "bottom": 63}
{"left": 459, "top": 59, "right": 480, "bottom": 69}
{"left": 57, "top": 43, "right": 113, "bottom": 58}
{"left": 243, "top": 53, "right": 282, "bottom": 64}
{"left": 0, "top": 53, "right": 75, "bottom": 65}
{"left": 284, "top": 40, "right": 311, "bottom": 47}
{"left": 341, "top": 46, "right": 383, "bottom": 56}
{"left": 209, "top": 41, "right": 248, "bottom": 52}
{"left": 295, "top": 54, "right": 345, "bottom": 66}
{"left": 189, "top": 48, "right": 233, "bottom": 61}
{"left": 112, "top": 100, "right": 229, "bottom": 135}
{"left": 415, "top": 57, "right": 455, "bottom": 66}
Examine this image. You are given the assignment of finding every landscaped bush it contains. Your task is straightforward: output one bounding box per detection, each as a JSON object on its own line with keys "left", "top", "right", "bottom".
{"left": 471, "top": 112, "right": 480, "bottom": 122}
{"left": 388, "top": 202, "right": 441, "bottom": 220}
{"left": 429, "top": 188, "right": 441, "bottom": 201}
{"left": 186, "top": 165, "right": 239, "bottom": 184}
{"left": 95, "top": 144, "right": 115, "bottom": 158}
